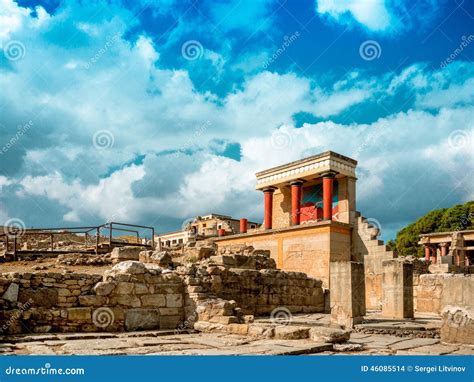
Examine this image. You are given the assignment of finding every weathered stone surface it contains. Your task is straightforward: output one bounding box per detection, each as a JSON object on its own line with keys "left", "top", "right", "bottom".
{"left": 141, "top": 294, "right": 166, "bottom": 307}
{"left": 68, "top": 307, "right": 92, "bottom": 322}
{"left": 139, "top": 251, "right": 173, "bottom": 267}
{"left": 125, "top": 309, "right": 160, "bottom": 331}
{"left": 382, "top": 260, "right": 413, "bottom": 319}
{"left": 274, "top": 326, "right": 310, "bottom": 340}
{"left": 309, "top": 326, "right": 350, "bottom": 343}
{"left": 440, "top": 306, "right": 474, "bottom": 345}
{"left": 78, "top": 295, "right": 107, "bottom": 307}
{"left": 93, "top": 282, "right": 115, "bottom": 296}
{"left": 110, "top": 247, "right": 142, "bottom": 263}
{"left": 110, "top": 261, "right": 147, "bottom": 275}
{"left": 2, "top": 283, "right": 19, "bottom": 302}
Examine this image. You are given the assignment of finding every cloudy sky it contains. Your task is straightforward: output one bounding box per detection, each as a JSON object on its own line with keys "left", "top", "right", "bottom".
{"left": 0, "top": 0, "right": 473, "bottom": 240}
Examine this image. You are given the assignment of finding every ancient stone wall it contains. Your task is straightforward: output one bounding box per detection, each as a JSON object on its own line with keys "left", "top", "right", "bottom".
{"left": 0, "top": 261, "right": 184, "bottom": 334}
{"left": 415, "top": 274, "right": 474, "bottom": 345}
{"left": 416, "top": 274, "right": 473, "bottom": 314}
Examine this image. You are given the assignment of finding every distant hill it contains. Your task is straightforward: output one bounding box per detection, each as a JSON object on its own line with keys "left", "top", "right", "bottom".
{"left": 387, "top": 201, "right": 474, "bottom": 257}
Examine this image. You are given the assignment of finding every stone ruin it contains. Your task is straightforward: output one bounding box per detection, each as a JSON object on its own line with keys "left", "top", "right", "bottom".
{"left": 1, "top": 241, "right": 473, "bottom": 348}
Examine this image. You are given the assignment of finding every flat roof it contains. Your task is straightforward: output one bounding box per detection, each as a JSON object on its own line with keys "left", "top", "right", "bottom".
{"left": 255, "top": 151, "right": 357, "bottom": 178}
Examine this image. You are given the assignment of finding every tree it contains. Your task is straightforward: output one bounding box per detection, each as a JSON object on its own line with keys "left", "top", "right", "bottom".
{"left": 393, "top": 201, "right": 474, "bottom": 257}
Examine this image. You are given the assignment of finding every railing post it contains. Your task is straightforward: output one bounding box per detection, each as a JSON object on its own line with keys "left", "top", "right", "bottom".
{"left": 152, "top": 227, "right": 155, "bottom": 249}
{"left": 50, "top": 234, "right": 54, "bottom": 251}
{"left": 95, "top": 228, "right": 99, "bottom": 254}
{"left": 109, "top": 223, "right": 112, "bottom": 247}
{"left": 13, "top": 236, "right": 17, "bottom": 261}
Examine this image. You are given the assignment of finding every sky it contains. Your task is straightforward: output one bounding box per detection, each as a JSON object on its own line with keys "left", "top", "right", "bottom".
{"left": 0, "top": 0, "right": 473, "bottom": 241}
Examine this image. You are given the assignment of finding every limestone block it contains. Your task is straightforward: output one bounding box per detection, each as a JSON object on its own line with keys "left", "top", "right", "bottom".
{"left": 111, "top": 247, "right": 142, "bottom": 263}
{"left": 125, "top": 309, "right": 160, "bottom": 331}
{"left": 93, "top": 282, "right": 115, "bottom": 296}
{"left": 159, "top": 315, "right": 182, "bottom": 329}
{"left": 141, "top": 294, "right": 166, "bottom": 307}
{"left": 67, "top": 307, "right": 92, "bottom": 322}
{"left": 166, "top": 294, "right": 183, "bottom": 308}
{"left": 2, "top": 283, "right": 19, "bottom": 302}
{"left": 109, "top": 261, "right": 147, "bottom": 275}
{"left": 115, "top": 282, "right": 135, "bottom": 295}
{"left": 330, "top": 261, "right": 365, "bottom": 329}
{"left": 78, "top": 295, "right": 107, "bottom": 307}
{"left": 274, "top": 326, "right": 310, "bottom": 340}
{"left": 382, "top": 260, "right": 414, "bottom": 319}
{"left": 309, "top": 326, "right": 350, "bottom": 343}
{"left": 440, "top": 306, "right": 474, "bottom": 345}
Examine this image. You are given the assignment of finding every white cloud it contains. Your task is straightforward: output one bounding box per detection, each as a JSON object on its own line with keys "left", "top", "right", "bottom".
{"left": 316, "top": 0, "right": 392, "bottom": 32}
{"left": 315, "top": 0, "right": 442, "bottom": 34}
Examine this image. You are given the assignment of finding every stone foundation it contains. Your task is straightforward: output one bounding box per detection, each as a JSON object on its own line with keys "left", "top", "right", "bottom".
{"left": 1, "top": 248, "right": 325, "bottom": 335}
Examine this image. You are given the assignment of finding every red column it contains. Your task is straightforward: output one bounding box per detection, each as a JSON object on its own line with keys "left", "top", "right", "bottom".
{"left": 440, "top": 243, "right": 448, "bottom": 257}
{"left": 322, "top": 172, "right": 336, "bottom": 220}
{"left": 290, "top": 181, "right": 303, "bottom": 226}
{"left": 263, "top": 188, "right": 275, "bottom": 230}
{"left": 424, "top": 245, "right": 431, "bottom": 261}
{"left": 240, "top": 218, "right": 248, "bottom": 233}
{"left": 218, "top": 229, "right": 225, "bottom": 237}
{"left": 430, "top": 248, "right": 437, "bottom": 264}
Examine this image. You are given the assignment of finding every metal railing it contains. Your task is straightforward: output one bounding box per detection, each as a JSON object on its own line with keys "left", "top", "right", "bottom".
{"left": 0, "top": 222, "right": 155, "bottom": 259}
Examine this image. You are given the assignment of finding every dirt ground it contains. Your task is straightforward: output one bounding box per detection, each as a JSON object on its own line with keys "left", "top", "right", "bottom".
{"left": 0, "top": 258, "right": 111, "bottom": 275}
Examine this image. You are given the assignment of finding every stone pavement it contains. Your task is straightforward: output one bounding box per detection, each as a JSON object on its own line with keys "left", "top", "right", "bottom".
{"left": 1, "top": 330, "right": 473, "bottom": 356}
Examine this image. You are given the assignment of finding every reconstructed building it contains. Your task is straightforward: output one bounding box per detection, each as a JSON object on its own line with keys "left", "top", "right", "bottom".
{"left": 159, "top": 214, "right": 260, "bottom": 248}
{"left": 419, "top": 230, "right": 474, "bottom": 272}
{"left": 215, "top": 151, "right": 396, "bottom": 312}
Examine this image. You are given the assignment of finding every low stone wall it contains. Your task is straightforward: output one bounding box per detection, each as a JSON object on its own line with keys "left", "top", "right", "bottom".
{"left": 416, "top": 274, "right": 473, "bottom": 314}
{"left": 179, "top": 253, "right": 324, "bottom": 326}
{"left": 1, "top": 251, "right": 325, "bottom": 335}
{"left": 415, "top": 274, "right": 473, "bottom": 345}
{"left": 0, "top": 261, "right": 184, "bottom": 334}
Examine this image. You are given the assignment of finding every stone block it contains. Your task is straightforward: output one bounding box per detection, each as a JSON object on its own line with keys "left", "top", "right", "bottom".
{"left": 141, "top": 294, "right": 166, "bottom": 307}
{"left": 111, "top": 247, "right": 142, "bottom": 263}
{"left": 125, "top": 309, "right": 160, "bottom": 331}
{"left": 78, "top": 295, "right": 107, "bottom": 307}
{"left": 440, "top": 306, "right": 474, "bottom": 345}
{"left": 2, "top": 283, "right": 19, "bottom": 302}
{"left": 382, "top": 260, "right": 413, "bottom": 319}
{"left": 67, "top": 307, "right": 92, "bottom": 322}
{"left": 93, "top": 282, "right": 115, "bottom": 296}
{"left": 309, "top": 326, "right": 350, "bottom": 343}
{"left": 274, "top": 326, "right": 310, "bottom": 340}
{"left": 166, "top": 294, "right": 183, "bottom": 308}
{"left": 159, "top": 315, "right": 182, "bottom": 329}
{"left": 330, "top": 261, "right": 365, "bottom": 329}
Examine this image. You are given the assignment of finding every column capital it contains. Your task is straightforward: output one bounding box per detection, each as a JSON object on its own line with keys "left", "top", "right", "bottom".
{"left": 262, "top": 187, "right": 277, "bottom": 193}
{"left": 439, "top": 242, "right": 449, "bottom": 247}
{"left": 289, "top": 179, "right": 305, "bottom": 186}
{"left": 321, "top": 171, "right": 338, "bottom": 179}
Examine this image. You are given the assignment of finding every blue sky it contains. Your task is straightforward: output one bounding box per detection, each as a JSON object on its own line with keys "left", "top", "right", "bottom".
{"left": 0, "top": 0, "right": 473, "bottom": 241}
